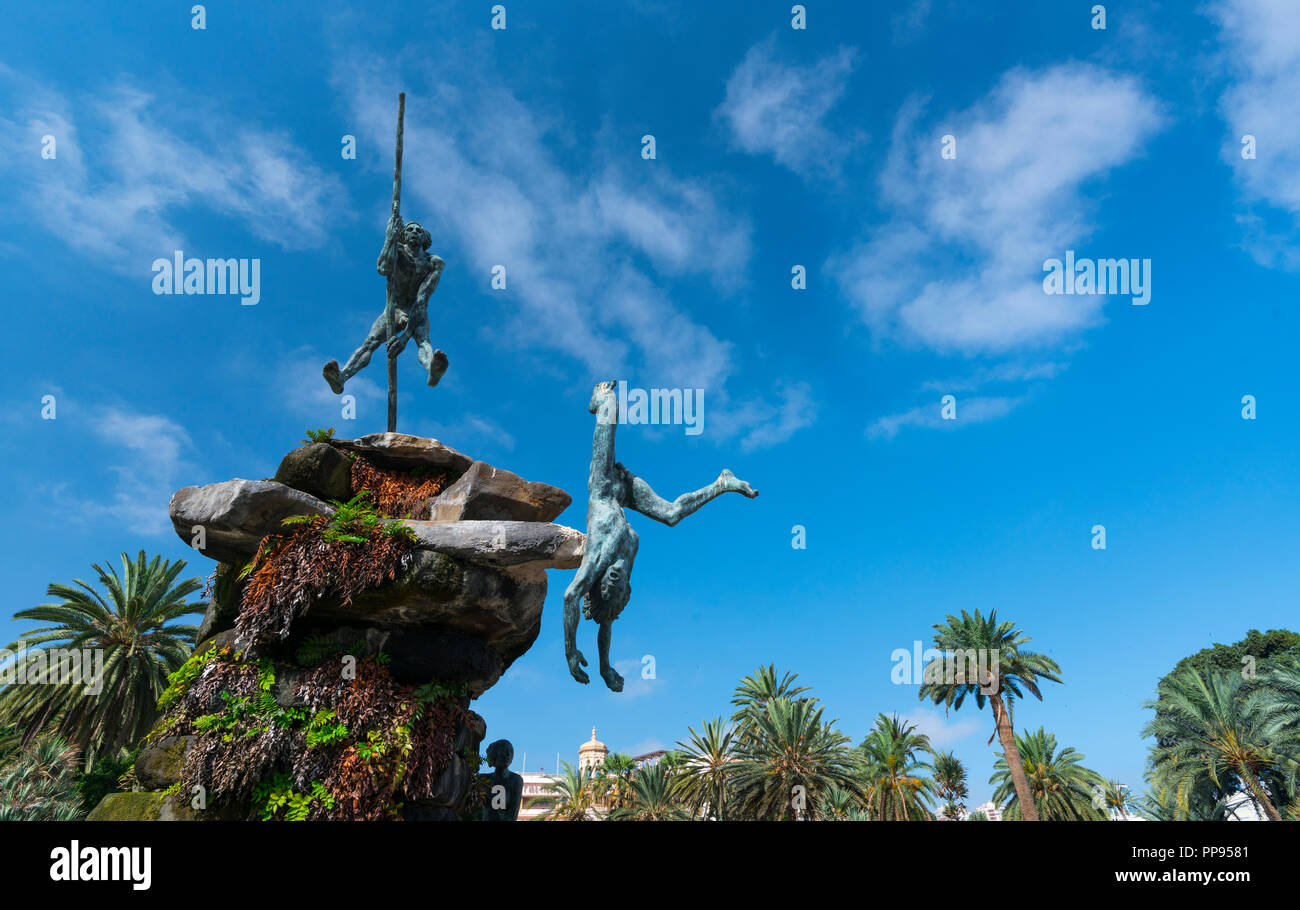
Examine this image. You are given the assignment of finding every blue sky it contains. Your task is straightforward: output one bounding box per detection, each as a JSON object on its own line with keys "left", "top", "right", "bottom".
{"left": 2, "top": 0, "right": 1299, "bottom": 805}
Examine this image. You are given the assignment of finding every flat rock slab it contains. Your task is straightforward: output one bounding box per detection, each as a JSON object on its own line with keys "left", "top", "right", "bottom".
{"left": 431, "top": 460, "right": 572, "bottom": 523}
{"left": 331, "top": 433, "right": 474, "bottom": 475}
{"left": 169, "top": 480, "right": 334, "bottom": 563}
{"left": 404, "top": 520, "right": 584, "bottom": 570}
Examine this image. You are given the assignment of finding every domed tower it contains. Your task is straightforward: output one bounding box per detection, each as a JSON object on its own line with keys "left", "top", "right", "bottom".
{"left": 578, "top": 726, "right": 608, "bottom": 774}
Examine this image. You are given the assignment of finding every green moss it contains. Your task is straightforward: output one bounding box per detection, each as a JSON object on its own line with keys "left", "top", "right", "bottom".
{"left": 86, "top": 791, "right": 164, "bottom": 821}
{"left": 425, "top": 552, "right": 464, "bottom": 598}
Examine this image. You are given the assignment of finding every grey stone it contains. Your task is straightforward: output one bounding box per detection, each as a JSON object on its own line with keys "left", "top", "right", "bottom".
{"left": 330, "top": 433, "right": 473, "bottom": 476}
{"left": 431, "top": 460, "right": 571, "bottom": 523}
{"left": 403, "top": 520, "right": 584, "bottom": 571}
{"left": 135, "top": 736, "right": 192, "bottom": 790}
{"left": 169, "top": 480, "right": 334, "bottom": 563}
{"left": 285, "top": 626, "right": 503, "bottom": 696}
{"left": 299, "top": 551, "right": 547, "bottom": 678}
{"left": 274, "top": 443, "right": 353, "bottom": 501}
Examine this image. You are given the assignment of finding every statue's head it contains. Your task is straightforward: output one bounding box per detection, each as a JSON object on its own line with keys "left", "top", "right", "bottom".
{"left": 485, "top": 739, "right": 514, "bottom": 772}
{"left": 402, "top": 221, "right": 432, "bottom": 251}
{"left": 589, "top": 380, "right": 617, "bottom": 415}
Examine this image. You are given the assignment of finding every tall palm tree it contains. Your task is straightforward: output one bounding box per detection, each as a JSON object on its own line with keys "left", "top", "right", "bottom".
{"left": 730, "top": 697, "right": 863, "bottom": 820}
{"left": 930, "top": 750, "right": 969, "bottom": 820}
{"left": 0, "top": 736, "right": 83, "bottom": 821}
{"left": 1143, "top": 667, "right": 1293, "bottom": 821}
{"left": 609, "top": 762, "right": 690, "bottom": 821}
{"left": 917, "top": 609, "right": 1062, "bottom": 821}
{"left": 859, "top": 714, "right": 935, "bottom": 820}
{"left": 990, "top": 727, "right": 1105, "bottom": 821}
{"left": 0, "top": 551, "right": 202, "bottom": 768}
{"left": 534, "top": 762, "right": 600, "bottom": 820}
{"left": 675, "top": 717, "right": 736, "bottom": 820}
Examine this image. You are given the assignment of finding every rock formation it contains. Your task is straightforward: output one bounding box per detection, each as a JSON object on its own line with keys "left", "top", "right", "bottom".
{"left": 90, "top": 432, "right": 579, "bottom": 822}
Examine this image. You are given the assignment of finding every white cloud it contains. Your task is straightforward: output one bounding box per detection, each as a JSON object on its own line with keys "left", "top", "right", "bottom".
{"left": 868, "top": 395, "right": 1025, "bottom": 441}
{"left": 901, "top": 707, "right": 981, "bottom": 748}
{"left": 85, "top": 407, "right": 193, "bottom": 536}
{"left": 831, "top": 64, "right": 1164, "bottom": 354}
{"left": 716, "top": 38, "right": 857, "bottom": 178}
{"left": 1209, "top": 0, "right": 1300, "bottom": 268}
{"left": 711, "top": 381, "right": 816, "bottom": 452}
{"left": 0, "top": 66, "right": 347, "bottom": 267}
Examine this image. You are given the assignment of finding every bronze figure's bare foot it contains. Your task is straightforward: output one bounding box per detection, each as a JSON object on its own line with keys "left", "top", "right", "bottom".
{"left": 323, "top": 360, "right": 344, "bottom": 394}
{"left": 719, "top": 469, "right": 759, "bottom": 498}
{"left": 427, "top": 350, "right": 448, "bottom": 387}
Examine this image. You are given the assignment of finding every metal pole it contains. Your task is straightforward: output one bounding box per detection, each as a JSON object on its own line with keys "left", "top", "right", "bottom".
{"left": 387, "top": 92, "right": 405, "bottom": 433}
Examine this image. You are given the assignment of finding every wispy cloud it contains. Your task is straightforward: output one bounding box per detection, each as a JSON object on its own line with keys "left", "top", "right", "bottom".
{"left": 901, "top": 707, "right": 981, "bottom": 748}
{"left": 69, "top": 407, "right": 194, "bottom": 536}
{"left": 868, "top": 394, "right": 1026, "bottom": 441}
{"left": 830, "top": 64, "right": 1164, "bottom": 354}
{"left": 715, "top": 37, "right": 858, "bottom": 178}
{"left": 0, "top": 66, "right": 347, "bottom": 267}
{"left": 1209, "top": 0, "right": 1300, "bottom": 269}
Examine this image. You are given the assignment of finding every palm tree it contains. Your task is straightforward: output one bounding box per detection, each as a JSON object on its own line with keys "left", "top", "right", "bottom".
{"left": 609, "top": 762, "right": 690, "bottom": 821}
{"left": 0, "top": 736, "right": 84, "bottom": 821}
{"left": 599, "top": 752, "right": 637, "bottom": 810}
{"left": 675, "top": 717, "right": 736, "bottom": 820}
{"left": 1143, "top": 667, "right": 1293, "bottom": 821}
{"left": 730, "top": 664, "right": 813, "bottom": 732}
{"left": 859, "top": 714, "right": 935, "bottom": 820}
{"left": 917, "top": 609, "right": 1062, "bottom": 821}
{"left": 817, "top": 784, "right": 869, "bottom": 820}
{"left": 0, "top": 551, "right": 202, "bottom": 768}
{"left": 730, "top": 697, "right": 863, "bottom": 820}
{"left": 1100, "top": 779, "right": 1133, "bottom": 820}
{"left": 534, "top": 762, "right": 600, "bottom": 820}
{"left": 931, "top": 750, "right": 969, "bottom": 820}
{"left": 990, "top": 727, "right": 1105, "bottom": 821}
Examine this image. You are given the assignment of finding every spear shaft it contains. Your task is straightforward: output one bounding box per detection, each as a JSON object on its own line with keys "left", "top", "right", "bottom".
{"left": 386, "top": 92, "right": 404, "bottom": 433}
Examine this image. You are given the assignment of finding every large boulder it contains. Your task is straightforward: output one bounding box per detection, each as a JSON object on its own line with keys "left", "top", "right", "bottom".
{"left": 135, "top": 736, "right": 192, "bottom": 790}
{"left": 330, "top": 433, "right": 473, "bottom": 476}
{"left": 169, "top": 480, "right": 333, "bottom": 563}
{"left": 431, "top": 460, "right": 571, "bottom": 523}
{"left": 274, "top": 443, "right": 352, "bottom": 501}
{"left": 296, "top": 550, "right": 548, "bottom": 681}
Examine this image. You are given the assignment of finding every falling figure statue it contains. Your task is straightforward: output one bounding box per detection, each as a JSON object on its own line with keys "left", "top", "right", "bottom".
{"left": 565, "top": 380, "right": 759, "bottom": 691}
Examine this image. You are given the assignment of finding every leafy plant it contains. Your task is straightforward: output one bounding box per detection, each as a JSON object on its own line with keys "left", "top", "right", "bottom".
{"left": 301, "top": 427, "right": 336, "bottom": 444}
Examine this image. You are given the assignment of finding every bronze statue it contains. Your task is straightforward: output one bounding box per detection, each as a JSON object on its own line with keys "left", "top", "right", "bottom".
{"left": 480, "top": 739, "right": 523, "bottom": 821}
{"left": 323, "top": 93, "right": 448, "bottom": 430}
{"left": 564, "top": 380, "right": 759, "bottom": 691}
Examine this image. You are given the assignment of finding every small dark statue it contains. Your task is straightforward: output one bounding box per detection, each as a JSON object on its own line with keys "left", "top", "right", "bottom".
{"left": 564, "top": 380, "right": 759, "bottom": 691}
{"left": 479, "top": 739, "right": 523, "bottom": 821}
